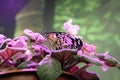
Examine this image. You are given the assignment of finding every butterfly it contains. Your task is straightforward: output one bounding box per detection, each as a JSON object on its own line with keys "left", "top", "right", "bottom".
{"left": 45, "top": 32, "right": 83, "bottom": 50}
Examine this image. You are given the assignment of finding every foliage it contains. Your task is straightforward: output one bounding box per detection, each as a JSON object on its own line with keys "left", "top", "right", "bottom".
{"left": 37, "top": 55, "right": 62, "bottom": 80}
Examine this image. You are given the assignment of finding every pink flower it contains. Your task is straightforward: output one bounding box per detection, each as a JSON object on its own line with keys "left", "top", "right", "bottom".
{"left": 0, "top": 36, "right": 27, "bottom": 60}
{"left": 0, "top": 34, "right": 11, "bottom": 48}
{"left": 24, "top": 29, "right": 45, "bottom": 44}
{"left": 0, "top": 46, "right": 26, "bottom": 60}
{"left": 34, "top": 33, "right": 45, "bottom": 44}
{"left": 32, "top": 45, "right": 41, "bottom": 53}
{"left": 32, "top": 44, "right": 51, "bottom": 55}
{"left": 63, "top": 19, "right": 79, "bottom": 38}
{"left": 101, "top": 64, "right": 109, "bottom": 71}
{"left": 24, "top": 29, "right": 36, "bottom": 40}
{"left": 7, "top": 36, "right": 28, "bottom": 50}
{"left": 0, "top": 34, "right": 6, "bottom": 41}
{"left": 24, "top": 50, "right": 33, "bottom": 61}
{"left": 82, "top": 42, "right": 96, "bottom": 55}
{"left": 77, "top": 50, "right": 83, "bottom": 57}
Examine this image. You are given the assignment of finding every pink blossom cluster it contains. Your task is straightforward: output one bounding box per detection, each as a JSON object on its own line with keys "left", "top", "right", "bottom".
{"left": 0, "top": 19, "right": 119, "bottom": 80}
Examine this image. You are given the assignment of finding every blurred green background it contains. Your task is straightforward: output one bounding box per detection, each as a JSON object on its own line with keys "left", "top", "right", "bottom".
{"left": 0, "top": 0, "right": 120, "bottom": 80}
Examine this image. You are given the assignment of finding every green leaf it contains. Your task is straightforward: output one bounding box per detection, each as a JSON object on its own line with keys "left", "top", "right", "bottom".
{"left": 104, "top": 54, "right": 119, "bottom": 65}
{"left": 116, "top": 63, "right": 120, "bottom": 70}
{"left": 36, "top": 55, "right": 62, "bottom": 80}
{"left": 17, "top": 61, "right": 37, "bottom": 69}
{"left": 82, "top": 55, "right": 104, "bottom": 66}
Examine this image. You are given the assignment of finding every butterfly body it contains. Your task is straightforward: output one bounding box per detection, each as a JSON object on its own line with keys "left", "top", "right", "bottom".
{"left": 45, "top": 32, "right": 83, "bottom": 50}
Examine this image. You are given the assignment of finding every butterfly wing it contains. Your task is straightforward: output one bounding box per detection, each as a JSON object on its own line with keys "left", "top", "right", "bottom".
{"left": 45, "top": 32, "right": 83, "bottom": 50}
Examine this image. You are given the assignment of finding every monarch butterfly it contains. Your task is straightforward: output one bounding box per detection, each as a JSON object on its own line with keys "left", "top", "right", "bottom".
{"left": 45, "top": 32, "right": 83, "bottom": 50}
